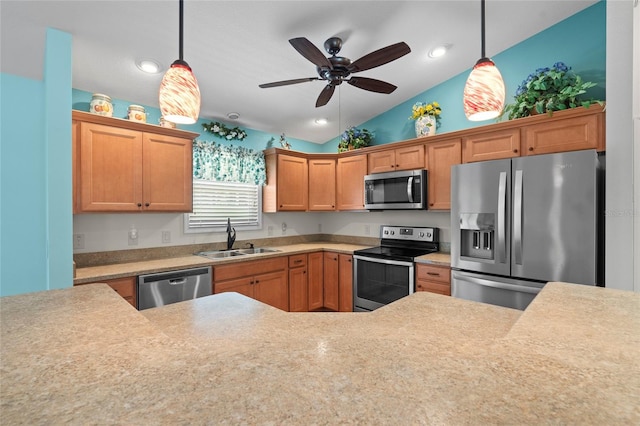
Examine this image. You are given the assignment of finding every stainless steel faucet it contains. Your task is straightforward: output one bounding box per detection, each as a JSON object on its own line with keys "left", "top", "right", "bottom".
{"left": 226, "top": 218, "right": 236, "bottom": 250}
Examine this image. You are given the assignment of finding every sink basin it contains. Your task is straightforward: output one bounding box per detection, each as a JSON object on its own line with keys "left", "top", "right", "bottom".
{"left": 196, "top": 247, "right": 280, "bottom": 260}
{"left": 196, "top": 250, "right": 247, "bottom": 259}
{"left": 237, "top": 247, "right": 281, "bottom": 254}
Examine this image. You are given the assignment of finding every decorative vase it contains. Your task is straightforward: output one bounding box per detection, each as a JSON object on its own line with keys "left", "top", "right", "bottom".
{"left": 415, "top": 115, "right": 436, "bottom": 137}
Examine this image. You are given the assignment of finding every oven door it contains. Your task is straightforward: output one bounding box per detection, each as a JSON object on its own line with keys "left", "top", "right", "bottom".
{"left": 353, "top": 255, "right": 414, "bottom": 311}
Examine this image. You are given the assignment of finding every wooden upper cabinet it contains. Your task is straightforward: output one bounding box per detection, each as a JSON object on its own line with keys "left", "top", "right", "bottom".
{"left": 462, "top": 128, "right": 521, "bottom": 163}
{"left": 72, "top": 110, "right": 197, "bottom": 213}
{"left": 336, "top": 154, "right": 367, "bottom": 211}
{"left": 522, "top": 109, "right": 605, "bottom": 155}
{"left": 308, "top": 158, "right": 336, "bottom": 211}
{"left": 263, "top": 152, "right": 308, "bottom": 212}
{"left": 426, "top": 139, "right": 461, "bottom": 210}
{"left": 368, "top": 145, "right": 425, "bottom": 173}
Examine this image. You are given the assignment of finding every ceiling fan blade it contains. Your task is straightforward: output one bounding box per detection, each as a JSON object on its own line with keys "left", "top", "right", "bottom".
{"left": 289, "top": 37, "right": 333, "bottom": 69}
{"left": 259, "top": 77, "right": 319, "bottom": 88}
{"left": 316, "top": 84, "right": 335, "bottom": 107}
{"left": 349, "top": 42, "right": 411, "bottom": 73}
{"left": 347, "top": 77, "right": 397, "bottom": 94}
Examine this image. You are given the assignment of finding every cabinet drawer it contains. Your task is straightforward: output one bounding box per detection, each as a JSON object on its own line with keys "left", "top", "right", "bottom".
{"left": 288, "top": 254, "right": 307, "bottom": 268}
{"left": 214, "top": 257, "right": 287, "bottom": 281}
{"left": 416, "top": 264, "right": 450, "bottom": 284}
{"left": 416, "top": 280, "right": 450, "bottom": 296}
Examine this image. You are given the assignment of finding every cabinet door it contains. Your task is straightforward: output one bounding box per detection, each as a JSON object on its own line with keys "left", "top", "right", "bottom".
{"left": 288, "top": 266, "right": 308, "bottom": 312}
{"left": 336, "top": 155, "right": 367, "bottom": 210}
{"left": 323, "top": 252, "right": 340, "bottom": 311}
{"left": 277, "top": 154, "right": 308, "bottom": 211}
{"left": 338, "top": 254, "right": 353, "bottom": 312}
{"left": 214, "top": 276, "right": 254, "bottom": 298}
{"left": 307, "top": 252, "right": 324, "bottom": 311}
{"left": 308, "top": 158, "right": 336, "bottom": 211}
{"left": 79, "top": 122, "right": 143, "bottom": 212}
{"left": 368, "top": 150, "right": 396, "bottom": 173}
{"left": 426, "top": 139, "right": 461, "bottom": 210}
{"left": 462, "top": 129, "right": 521, "bottom": 163}
{"left": 254, "top": 270, "right": 289, "bottom": 311}
{"left": 142, "top": 133, "right": 193, "bottom": 212}
{"left": 395, "top": 145, "right": 425, "bottom": 170}
{"left": 522, "top": 112, "right": 603, "bottom": 155}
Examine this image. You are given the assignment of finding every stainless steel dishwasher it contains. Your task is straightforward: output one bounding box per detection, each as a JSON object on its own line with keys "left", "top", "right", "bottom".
{"left": 137, "top": 266, "right": 212, "bottom": 310}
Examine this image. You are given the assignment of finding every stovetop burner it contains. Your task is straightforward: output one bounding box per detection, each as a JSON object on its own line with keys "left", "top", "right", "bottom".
{"left": 354, "top": 225, "right": 439, "bottom": 262}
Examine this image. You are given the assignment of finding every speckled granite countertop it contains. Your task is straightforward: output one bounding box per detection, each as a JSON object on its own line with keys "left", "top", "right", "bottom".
{"left": 1, "top": 282, "right": 638, "bottom": 424}
{"left": 416, "top": 252, "right": 451, "bottom": 266}
{"left": 74, "top": 243, "right": 370, "bottom": 284}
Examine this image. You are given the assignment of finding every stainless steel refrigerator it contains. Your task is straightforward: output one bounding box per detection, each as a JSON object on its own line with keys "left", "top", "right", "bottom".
{"left": 451, "top": 149, "right": 604, "bottom": 310}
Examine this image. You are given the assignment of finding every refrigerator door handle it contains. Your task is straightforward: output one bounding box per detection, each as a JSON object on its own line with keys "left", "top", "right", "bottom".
{"left": 453, "top": 273, "right": 541, "bottom": 294}
{"left": 497, "top": 171, "right": 507, "bottom": 263}
{"left": 407, "top": 176, "right": 414, "bottom": 203}
{"left": 514, "top": 169, "right": 523, "bottom": 265}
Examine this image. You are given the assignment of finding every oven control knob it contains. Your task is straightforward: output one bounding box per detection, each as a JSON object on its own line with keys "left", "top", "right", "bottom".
{"left": 426, "top": 232, "right": 431, "bottom": 238}
{"left": 390, "top": 231, "right": 395, "bottom": 235}
{"left": 384, "top": 230, "right": 389, "bottom": 235}
{"left": 419, "top": 232, "right": 424, "bottom": 237}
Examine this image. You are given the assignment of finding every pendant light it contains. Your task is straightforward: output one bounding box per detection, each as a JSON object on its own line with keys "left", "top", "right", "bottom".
{"left": 463, "top": 0, "right": 505, "bottom": 121}
{"left": 159, "top": 0, "right": 201, "bottom": 124}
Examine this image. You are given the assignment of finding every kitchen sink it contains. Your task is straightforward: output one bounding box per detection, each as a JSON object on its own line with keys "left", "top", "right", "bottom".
{"left": 237, "top": 247, "right": 281, "bottom": 254}
{"left": 196, "top": 247, "right": 280, "bottom": 260}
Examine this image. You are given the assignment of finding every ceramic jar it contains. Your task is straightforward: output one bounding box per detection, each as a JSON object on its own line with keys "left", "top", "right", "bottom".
{"left": 89, "top": 93, "right": 113, "bottom": 117}
{"left": 128, "top": 105, "right": 146, "bottom": 123}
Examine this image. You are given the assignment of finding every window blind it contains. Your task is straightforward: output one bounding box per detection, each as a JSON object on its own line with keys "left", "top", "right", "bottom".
{"left": 185, "top": 179, "right": 261, "bottom": 232}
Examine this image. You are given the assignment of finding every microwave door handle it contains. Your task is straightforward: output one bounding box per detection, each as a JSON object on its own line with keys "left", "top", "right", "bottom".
{"left": 407, "top": 176, "right": 414, "bottom": 203}
{"left": 513, "top": 169, "right": 523, "bottom": 265}
{"left": 497, "top": 171, "right": 507, "bottom": 263}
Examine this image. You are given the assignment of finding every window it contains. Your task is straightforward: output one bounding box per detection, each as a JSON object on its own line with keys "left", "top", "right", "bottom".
{"left": 184, "top": 179, "right": 262, "bottom": 233}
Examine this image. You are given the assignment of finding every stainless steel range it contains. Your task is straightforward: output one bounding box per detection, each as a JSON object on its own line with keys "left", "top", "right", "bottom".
{"left": 353, "top": 225, "right": 439, "bottom": 311}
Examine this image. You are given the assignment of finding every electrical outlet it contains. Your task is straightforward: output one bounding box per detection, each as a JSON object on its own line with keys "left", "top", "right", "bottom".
{"left": 73, "top": 233, "right": 85, "bottom": 249}
{"left": 281, "top": 222, "right": 287, "bottom": 234}
{"left": 318, "top": 223, "right": 322, "bottom": 233}
{"left": 267, "top": 226, "right": 274, "bottom": 236}
{"left": 128, "top": 226, "right": 138, "bottom": 246}
{"left": 162, "top": 230, "right": 171, "bottom": 243}
{"left": 364, "top": 225, "right": 371, "bottom": 235}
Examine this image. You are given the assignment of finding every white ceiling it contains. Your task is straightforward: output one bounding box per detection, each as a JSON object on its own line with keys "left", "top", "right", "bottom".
{"left": 1, "top": 0, "right": 597, "bottom": 143}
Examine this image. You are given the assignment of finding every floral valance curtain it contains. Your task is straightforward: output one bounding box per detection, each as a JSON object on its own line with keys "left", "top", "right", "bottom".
{"left": 193, "top": 140, "right": 266, "bottom": 185}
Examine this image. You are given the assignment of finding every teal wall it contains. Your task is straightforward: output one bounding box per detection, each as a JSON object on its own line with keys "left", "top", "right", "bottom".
{"left": 320, "top": 1, "right": 606, "bottom": 151}
{"left": 72, "top": 90, "right": 325, "bottom": 154}
{"left": 1, "top": 29, "right": 72, "bottom": 296}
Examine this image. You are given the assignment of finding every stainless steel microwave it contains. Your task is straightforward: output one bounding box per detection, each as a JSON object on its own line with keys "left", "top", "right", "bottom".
{"left": 364, "top": 169, "right": 427, "bottom": 210}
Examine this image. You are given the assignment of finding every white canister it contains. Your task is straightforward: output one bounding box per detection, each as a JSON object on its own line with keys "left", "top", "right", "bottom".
{"left": 159, "top": 117, "right": 176, "bottom": 128}
{"left": 90, "top": 93, "right": 113, "bottom": 117}
{"left": 128, "top": 105, "right": 146, "bottom": 123}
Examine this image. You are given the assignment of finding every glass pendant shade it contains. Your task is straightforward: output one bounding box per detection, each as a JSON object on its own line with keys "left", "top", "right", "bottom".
{"left": 463, "top": 58, "right": 505, "bottom": 121}
{"left": 159, "top": 60, "right": 201, "bottom": 124}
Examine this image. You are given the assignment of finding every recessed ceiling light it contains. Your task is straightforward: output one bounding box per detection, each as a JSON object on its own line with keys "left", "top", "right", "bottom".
{"left": 227, "top": 112, "right": 240, "bottom": 120}
{"left": 315, "top": 118, "right": 328, "bottom": 125}
{"left": 136, "top": 59, "right": 161, "bottom": 74}
{"left": 428, "top": 45, "right": 451, "bottom": 58}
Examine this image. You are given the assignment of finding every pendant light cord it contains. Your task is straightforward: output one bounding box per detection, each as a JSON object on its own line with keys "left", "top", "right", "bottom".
{"left": 178, "top": 0, "right": 184, "bottom": 61}
{"left": 480, "top": 0, "right": 486, "bottom": 59}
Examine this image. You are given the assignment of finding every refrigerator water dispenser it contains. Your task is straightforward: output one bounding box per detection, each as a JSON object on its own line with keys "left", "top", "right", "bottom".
{"left": 459, "top": 213, "right": 495, "bottom": 260}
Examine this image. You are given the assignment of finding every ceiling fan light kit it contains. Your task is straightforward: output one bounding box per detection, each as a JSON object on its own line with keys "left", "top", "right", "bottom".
{"left": 260, "top": 36, "right": 411, "bottom": 107}
{"left": 158, "top": 0, "right": 201, "bottom": 124}
{"left": 463, "top": 0, "right": 505, "bottom": 121}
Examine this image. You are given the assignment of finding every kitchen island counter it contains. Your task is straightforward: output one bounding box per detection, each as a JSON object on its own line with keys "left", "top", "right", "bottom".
{"left": 1, "top": 282, "right": 638, "bottom": 424}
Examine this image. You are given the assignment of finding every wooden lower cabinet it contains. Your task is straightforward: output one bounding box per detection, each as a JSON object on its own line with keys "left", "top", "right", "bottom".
{"left": 213, "top": 257, "right": 289, "bottom": 311}
{"left": 415, "top": 264, "right": 451, "bottom": 296}
{"left": 323, "top": 252, "right": 353, "bottom": 312}
{"left": 307, "top": 252, "right": 325, "bottom": 311}
{"left": 78, "top": 276, "right": 137, "bottom": 308}
{"left": 288, "top": 254, "right": 308, "bottom": 312}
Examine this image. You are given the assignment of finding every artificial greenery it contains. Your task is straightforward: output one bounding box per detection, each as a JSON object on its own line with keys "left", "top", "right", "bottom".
{"left": 338, "top": 126, "right": 373, "bottom": 153}
{"left": 504, "top": 62, "right": 602, "bottom": 120}
{"left": 409, "top": 101, "right": 442, "bottom": 127}
{"left": 202, "top": 121, "right": 248, "bottom": 141}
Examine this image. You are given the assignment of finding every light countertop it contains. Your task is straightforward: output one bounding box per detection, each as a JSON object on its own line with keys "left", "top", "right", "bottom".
{"left": 1, "top": 282, "right": 638, "bottom": 424}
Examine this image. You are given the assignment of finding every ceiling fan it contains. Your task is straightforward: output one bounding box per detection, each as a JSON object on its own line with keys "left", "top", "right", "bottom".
{"left": 259, "top": 37, "right": 411, "bottom": 107}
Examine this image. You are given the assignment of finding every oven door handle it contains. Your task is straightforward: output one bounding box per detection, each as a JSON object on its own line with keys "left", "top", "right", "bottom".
{"left": 353, "top": 255, "right": 415, "bottom": 267}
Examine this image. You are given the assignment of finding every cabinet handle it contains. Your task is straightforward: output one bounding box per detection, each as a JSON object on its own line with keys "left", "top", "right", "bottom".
{"left": 250, "top": 280, "right": 254, "bottom": 284}
{"left": 137, "top": 203, "right": 142, "bottom": 207}
{"left": 513, "top": 149, "right": 518, "bottom": 153}
{"left": 145, "top": 203, "right": 150, "bottom": 207}
{"left": 294, "top": 259, "right": 302, "bottom": 264}
{"left": 427, "top": 272, "right": 441, "bottom": 277}
{"left": 347, "top": 259, "right": 352, "bottom": 263}
{"left": 396, "top": 164, "right": 400, "bottom": 167}
{"left": 255, "top": 279, "right": 259, "bottom": 284}
{"left": 528, "top": 147, "right": 534, "bottom": 152}
{"left": 303, "top": 271, "right": 306, "bottom": 274}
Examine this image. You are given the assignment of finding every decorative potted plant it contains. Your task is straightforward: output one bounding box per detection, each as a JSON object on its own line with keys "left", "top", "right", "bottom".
{"left": 338, "top": 126, "right": 373, "bottom": 153}
{"left": 504, "top": 62, "right": 603, "bottom": 120}
{"left": 409, "top": 101, "right": 442, "bottom": 137}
